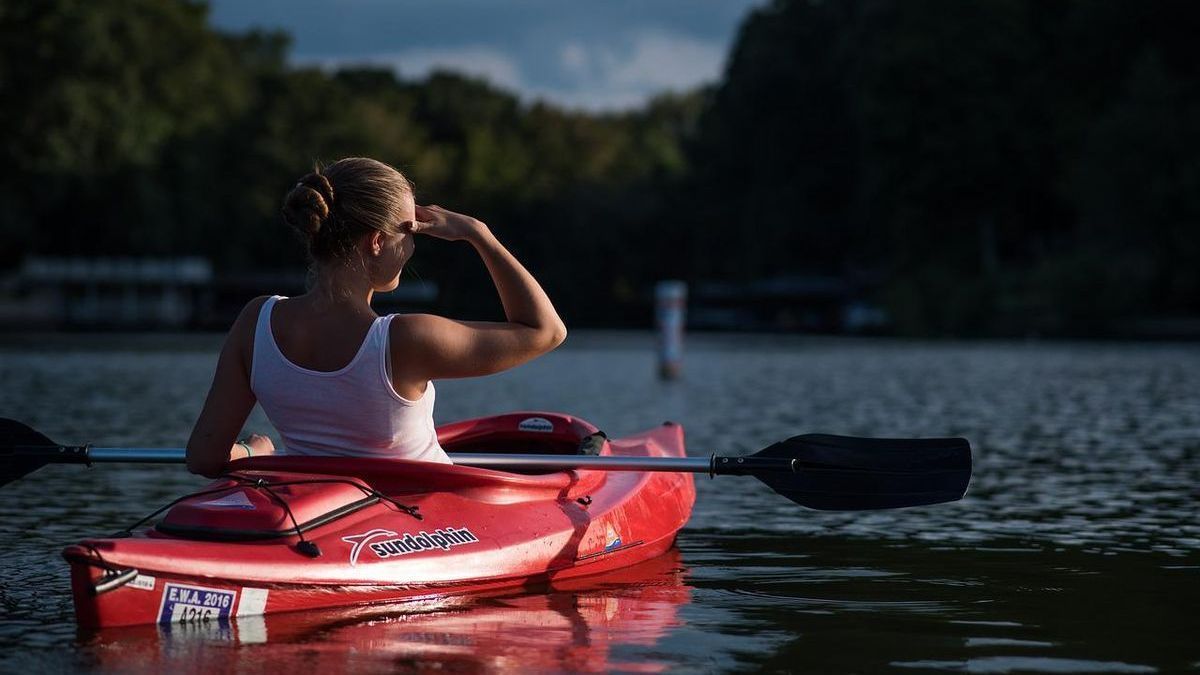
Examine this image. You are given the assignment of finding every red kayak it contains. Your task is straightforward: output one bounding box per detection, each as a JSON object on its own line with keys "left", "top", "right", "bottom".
{"left": 85, "top": 550, "right": 691, "bottom": 672}
{"left": 63, "top": 412, "right": 695, "bottom": 628}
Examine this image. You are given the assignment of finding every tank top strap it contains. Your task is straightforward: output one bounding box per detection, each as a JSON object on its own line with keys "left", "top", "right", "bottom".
{"left": 377, "top": 313, "right": 396, "bottom": 386}
{"left": 251, "top": 295, "right": 284, "bottom": 389}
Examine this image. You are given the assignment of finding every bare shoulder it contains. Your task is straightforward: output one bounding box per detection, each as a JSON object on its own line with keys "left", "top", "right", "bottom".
{"left": 388, "top": 313, "right": 447, "bottom": 348}
{"left": 386, "top": 313, "right": 445, "bottom": 383}
{"left": 239, "top": 295, "right": 274, "bottom": 321}
{"left": 228, "top": 295, "right": 274, "bottom": 366}
{"left": 232, "top": 295, "right": 273, "bottom": 335}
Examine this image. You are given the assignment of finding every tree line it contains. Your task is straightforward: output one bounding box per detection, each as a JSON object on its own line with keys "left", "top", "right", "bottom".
{"left": 2, "top": 0, "right": 1197, "bottom": 336}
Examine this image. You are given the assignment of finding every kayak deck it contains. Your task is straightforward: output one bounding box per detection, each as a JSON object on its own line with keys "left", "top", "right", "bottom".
{"left": 63, "top": 413, "right": 695, "bottom": 628}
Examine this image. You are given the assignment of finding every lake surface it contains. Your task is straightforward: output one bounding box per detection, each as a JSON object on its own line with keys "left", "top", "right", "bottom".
{"left": 1, "top": 333, "right": 1197, "bottom": 673}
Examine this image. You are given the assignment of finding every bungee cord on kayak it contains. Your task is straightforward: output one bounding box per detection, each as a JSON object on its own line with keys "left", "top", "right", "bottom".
{"left": 109, "top": 474, "right": 426, "bottom": 566}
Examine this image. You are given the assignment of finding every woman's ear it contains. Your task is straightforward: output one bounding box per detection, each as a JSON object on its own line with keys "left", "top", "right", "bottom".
{"left": 370, "top": 231, "right": 385, "bottom": 256}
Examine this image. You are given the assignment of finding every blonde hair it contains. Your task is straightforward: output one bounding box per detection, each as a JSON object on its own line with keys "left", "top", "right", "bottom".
{"left": 281, "top": 157, "right": 413, "bottom": 261}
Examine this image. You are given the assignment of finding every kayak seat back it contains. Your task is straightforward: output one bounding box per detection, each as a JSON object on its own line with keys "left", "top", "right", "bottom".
{"left": 437, "top": 411, "right": 610, "bottom": 462}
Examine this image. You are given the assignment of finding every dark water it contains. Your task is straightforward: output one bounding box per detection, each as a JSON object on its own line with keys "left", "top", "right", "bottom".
{"left": 1, "top": 333, "right": 1197, "bottom": 673}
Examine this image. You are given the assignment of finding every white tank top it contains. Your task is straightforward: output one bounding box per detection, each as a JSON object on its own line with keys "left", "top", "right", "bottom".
{"left": 250, "top": 296, "right": 451, "bottom": 463}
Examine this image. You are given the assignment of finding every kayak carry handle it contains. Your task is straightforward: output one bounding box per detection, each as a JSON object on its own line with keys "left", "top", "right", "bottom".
{"left": 92, "top": 568, "right": 139, "bottom": 596}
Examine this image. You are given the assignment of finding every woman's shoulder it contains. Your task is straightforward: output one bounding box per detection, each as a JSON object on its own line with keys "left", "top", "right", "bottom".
{"left": 386, "top": 313, "right": 459, "bottom": 346}
{"left": 385, "top": 313, "right": 446, "bottom": 363}
{"left": 235, "top": 295, "right": 276, "bottom": 328}
{"left": 227, "top": 295, "right": 277, "bottom": 363}
{"left": 387, "top": 311, "right": 446, "bottom": 331}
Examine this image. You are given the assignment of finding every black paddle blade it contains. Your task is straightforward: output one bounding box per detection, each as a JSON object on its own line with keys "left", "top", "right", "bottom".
{"left": 0, "top": 418, "right": 59, "bottom": 487}
{"left": 753, "top": 434, "right": 972, "bottom": 510}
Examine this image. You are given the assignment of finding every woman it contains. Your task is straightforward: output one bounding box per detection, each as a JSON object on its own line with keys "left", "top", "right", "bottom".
{"left": 185, "top": 157, "right": 567, "bottom": 477}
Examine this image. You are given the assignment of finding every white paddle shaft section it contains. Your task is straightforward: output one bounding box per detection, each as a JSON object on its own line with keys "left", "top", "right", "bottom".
{"left": 90, "top": 448, "right": 187, "bottom": 462}
{"left": 87, "top": 447, "right": 714, "bottom": 473}
{"left": 448, "top": 453, "right": 712, "bottom": 472}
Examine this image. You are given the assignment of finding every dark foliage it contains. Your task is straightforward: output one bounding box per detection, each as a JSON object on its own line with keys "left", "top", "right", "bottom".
{"left": 1, "top": 0, "right": 1196, "bottom": 335}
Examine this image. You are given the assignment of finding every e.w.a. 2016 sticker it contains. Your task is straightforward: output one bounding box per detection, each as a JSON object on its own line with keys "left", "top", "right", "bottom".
{"left": 157, "top": 583, "right": 237, "bottom": 624}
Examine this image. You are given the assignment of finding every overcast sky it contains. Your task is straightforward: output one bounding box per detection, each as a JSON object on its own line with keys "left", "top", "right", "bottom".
{"left": 207, "top": 0, "right": 767, "bottom": 111}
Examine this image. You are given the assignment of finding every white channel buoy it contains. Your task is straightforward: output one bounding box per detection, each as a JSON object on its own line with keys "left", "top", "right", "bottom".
{"left": 655, "top": 280, "right": 687, "bottom": 380}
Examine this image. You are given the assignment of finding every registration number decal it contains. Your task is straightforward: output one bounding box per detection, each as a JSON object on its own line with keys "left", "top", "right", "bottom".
{"left": 157, "top": 583, "right": 237, "bottom": 624}
{"left": 128, "top": 573, "right": 156, "bottom": 591}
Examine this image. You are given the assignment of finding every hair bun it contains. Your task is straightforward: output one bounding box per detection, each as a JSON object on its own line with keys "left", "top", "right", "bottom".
{"left": 282, "top": 172, "right": 336, "bottom": 238}
{"left": 281, "top": 157, "right": 413, "bottom": 262}
{"left": 299, "top": 173, "right": 335, "bottom": 207}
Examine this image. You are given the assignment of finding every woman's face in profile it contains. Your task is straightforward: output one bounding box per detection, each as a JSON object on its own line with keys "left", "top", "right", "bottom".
{"left": 371, "top": 195, "right": 417, "bottom": 291}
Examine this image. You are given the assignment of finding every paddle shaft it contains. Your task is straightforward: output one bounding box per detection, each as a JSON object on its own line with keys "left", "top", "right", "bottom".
{"left": 2, "top": 416, "right": 972, "bottom": 509}
{"left": 8, "top": 445, "right": 791, "bottom": 475}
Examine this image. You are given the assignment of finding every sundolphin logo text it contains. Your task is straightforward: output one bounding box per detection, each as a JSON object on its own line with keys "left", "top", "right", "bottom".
{"left": 342, "top": 529, "right": 397, "bottom": 566}
{"left": 342, "top": 527, "right": 479, "bottom": 565}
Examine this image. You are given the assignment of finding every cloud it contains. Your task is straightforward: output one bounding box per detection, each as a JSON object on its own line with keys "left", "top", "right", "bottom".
{"left": 298, "top": 46, "right": 525, "bottom": 92}
{"left": 540, "top": 30, "right": 726, "bottom": 110}
{"left": 295, "top": 29, "right": 726, "bottom": 112}
{"left": 208, "top": 0, "right": 766, "bottom": 111}
{"left": 604, "top": 30, "right": 727, "bottom": 91}
{"left": 559, "top": 43, "right": 590, "bottom": 77}
{"left": 540, "top": 29, "right": 724, "bottom": 109}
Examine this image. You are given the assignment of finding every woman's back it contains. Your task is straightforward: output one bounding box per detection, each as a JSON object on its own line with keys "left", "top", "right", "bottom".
{"left": 268, "top": 294, "right": 378, "bottom": 373}
{"left": 251, "top": 296, "right": 449, "bottom": 462}
{"left": 185, "top": 157, "right": 565, "bottom": 477}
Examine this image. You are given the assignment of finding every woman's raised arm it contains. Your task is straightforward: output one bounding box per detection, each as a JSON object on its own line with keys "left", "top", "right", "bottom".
{"left": 390, "top": 206, "right": 567, "bottom": 382}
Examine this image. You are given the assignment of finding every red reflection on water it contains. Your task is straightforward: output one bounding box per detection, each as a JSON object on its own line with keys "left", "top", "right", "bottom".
{"left": 83, "top": 548, "right": 691, "bottom": 673}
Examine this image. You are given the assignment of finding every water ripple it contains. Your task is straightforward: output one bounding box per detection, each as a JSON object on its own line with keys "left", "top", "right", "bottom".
{"left": 1, "top": 334, "right": 1198, "bottom": 672}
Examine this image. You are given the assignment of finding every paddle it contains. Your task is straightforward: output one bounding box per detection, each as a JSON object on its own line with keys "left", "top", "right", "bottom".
{"left": 0, "top": 418, "right": 970, "bottom": 510}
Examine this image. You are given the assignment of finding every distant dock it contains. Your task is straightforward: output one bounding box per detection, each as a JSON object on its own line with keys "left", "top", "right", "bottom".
{"left": 0, "top": 257, "right": 437, "bottom": 330}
